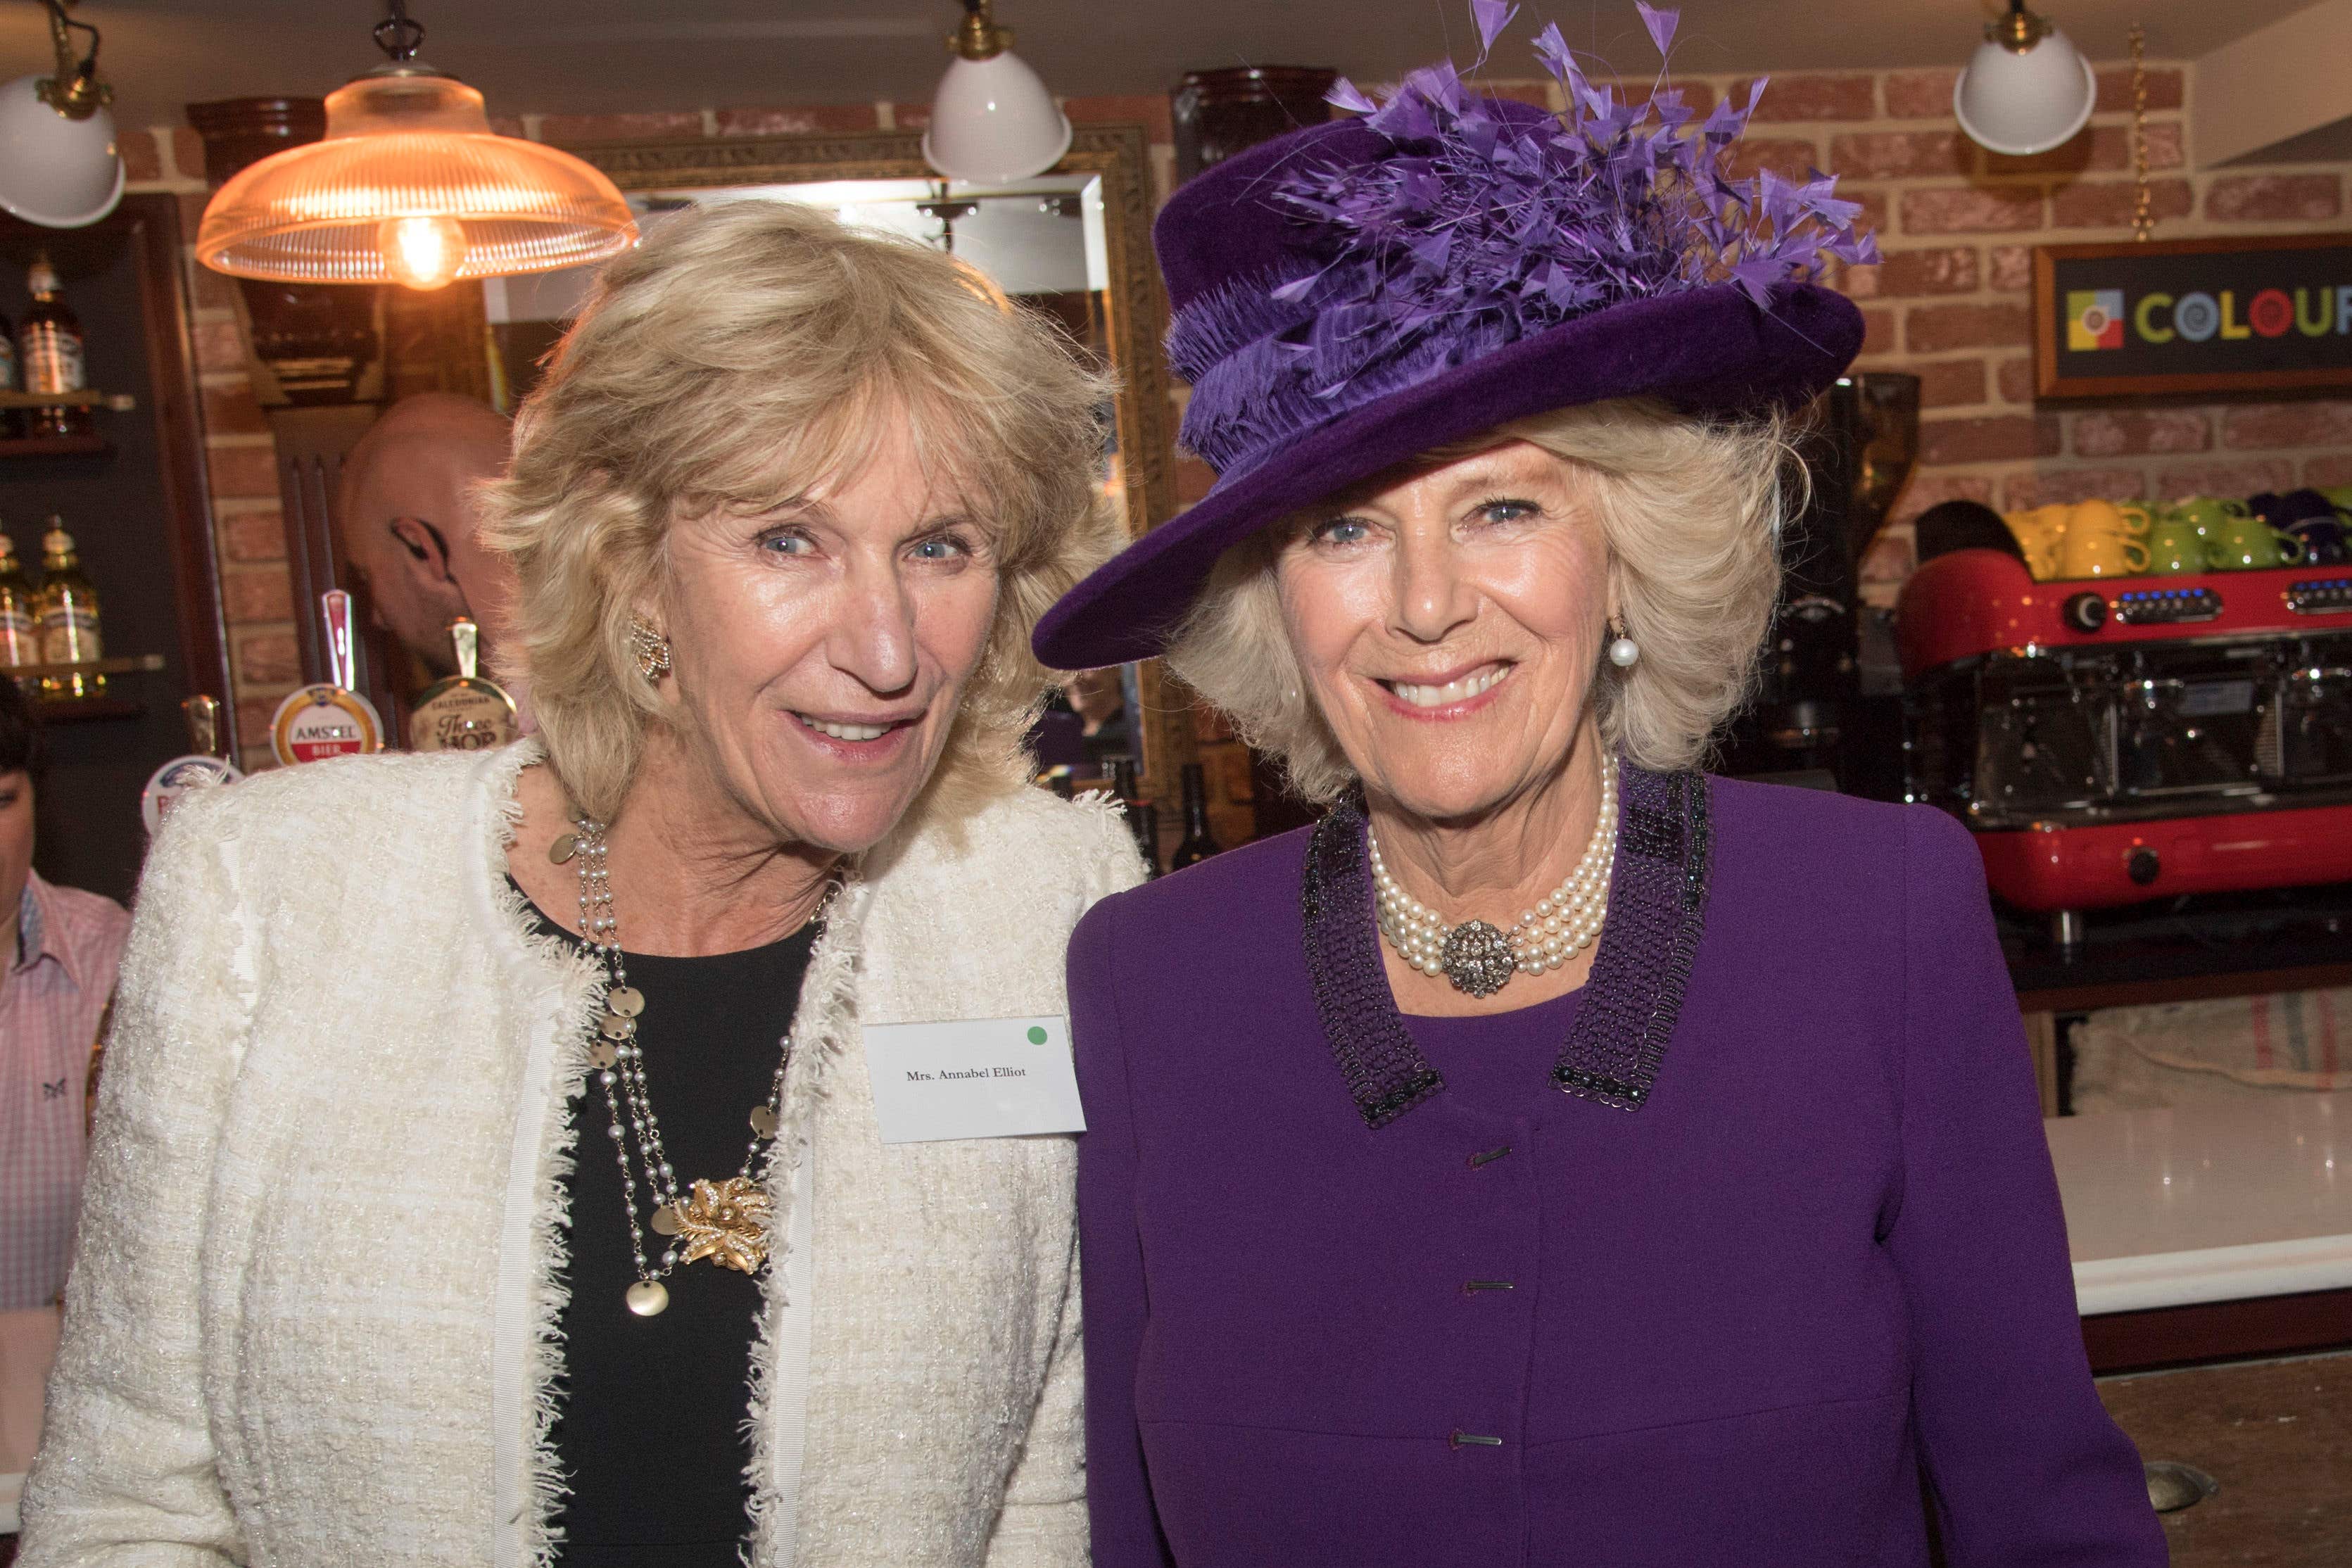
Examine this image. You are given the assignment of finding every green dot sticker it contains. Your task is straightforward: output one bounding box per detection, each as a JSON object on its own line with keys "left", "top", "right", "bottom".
{"left": 1027, "top": 1025, "right": 1049, "bottom": 1044}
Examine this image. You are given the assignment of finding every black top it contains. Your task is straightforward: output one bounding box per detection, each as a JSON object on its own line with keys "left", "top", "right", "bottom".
{"left": 524, "top": 894, "right": 817, "bottom": 1568}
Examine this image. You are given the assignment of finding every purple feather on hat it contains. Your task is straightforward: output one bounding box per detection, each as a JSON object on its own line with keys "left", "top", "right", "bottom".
{"left": 1168, "top": 3, "right": 1879, "bottom": 481}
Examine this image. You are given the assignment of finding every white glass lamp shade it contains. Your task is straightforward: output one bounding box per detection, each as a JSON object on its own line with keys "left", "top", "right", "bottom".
{"left": 1954, "top": 27, "right": 2097, "bottom": 157}
{"left": 0, "top": 72, "right": 125, "bottom": 227}
{"left": 196, "top": 68, "right": 638, "bottom": 286}
{"left": 923, "top": 49, "right": 1072, "bottom": 185}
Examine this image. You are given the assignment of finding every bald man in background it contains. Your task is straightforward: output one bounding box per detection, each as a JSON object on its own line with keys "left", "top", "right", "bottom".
{"left": 335, "top": 392, "right": 529, "bottom": 720}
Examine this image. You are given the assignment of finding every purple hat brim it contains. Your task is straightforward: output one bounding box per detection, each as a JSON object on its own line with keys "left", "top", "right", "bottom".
{"left": 1033, "top": 279, "right": 1863, "bottom": 671}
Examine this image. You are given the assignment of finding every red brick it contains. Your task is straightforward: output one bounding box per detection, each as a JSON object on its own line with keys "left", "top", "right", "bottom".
{"left": 1919, "top": 413, "right": 2060, "bottom": 465}
{"left": 1607, "top": 77, "right": 1716, "bottom": 116}
{"left": 1915, "top": 358, "right": 1988, "bottom": 409}
{"left": 2221, "top": 400, "right": 2352, "bottom": 450}
{"left": 171, "top": 127, "right": 205, "bottom": 181}
{"left": 1986, "top": 122, "right": 2182, "bottom": 177}
{"left": 1905, "top": 301, "right": 2032, "bottom": 354}
{"left": 120, "top": 129, "right": 163, "bottom": 184}
{"left": 1723, "top": 137, "right": 1819, "bottom": 182}
{"left": 2304, "top": 454, "right": 2352, "bottom": 488}
{"left": 2154, "top": 459, "right": 2296, "bottom": 502}
{"left": 1996, "top": 356, "right": 2038, "bottom": 405}
{"left": 890, "top": 102, "right": 932, "bottom": 132}
{"left": 1859, "top": 307, "right": 1895, "bottom": 355}
{"left": 1733, "top": 73, "right": 1875, "bottom": 123}
{"left": 193, "top": 318, "right": 247, "bottom": 374}
{"left": 207, "top": 443, "right": 279, "bottom": 500}
{"left": 1064, "top": 94, "right": 1175, "bottom": 145}
{"left": 1881, "top": 69, "right": 1959, "bottom": 121}
{"left": 715, "top": 103, "right": 880, "bottom": 137}
{"left": 200, "top": 382, "right": 269, "bottom": 436}
{"left": 1175, "top": 455, "right": 1216, "bottom": 505}
{"left": 2096, "top": 65, "right": 2183, "bottom": 114}
{"left": 2070, "top": 409, "right": 2210, "bottom": 458}
{"left": 2001, "top": 467, "right": 2148, "bottom": 511}
{"left": 2049, "top": 177, "right": 2192, "bottom": 231}
{"left": 1901, "top": 185, "right": 2044, "bottom": 235}
{"left": 2205, "top": 174, "right": 2341, "bottom": 225}
{"left": 1851, "top": 188, "right": 1891, "bottom": 237}
{"left": 223, "top": 567, "right": 294, "bottom": 624}
{"left": 1831, "top": 132, "right": 1969, "bottom": 180}
{"left": 236, "top": 632, "right": 303, "bottom": 687}
{"left": 537, "top": 112, "right": 704, "bottom": 143}
{"left": 1987, "top": 245, "right": 2033, "bottom": 292}
{"left": 221, "top": 510, "right": 289, "bottom": 564}
{"left": 1890, "top": 472, "right": 1995, "bottom": 526}
{"left": 1843, "top": 246, "right": 1978, "bottom": 300}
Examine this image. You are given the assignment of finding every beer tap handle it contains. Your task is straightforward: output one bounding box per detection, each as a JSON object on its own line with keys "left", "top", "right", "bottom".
{"left": 448, "top": 616, "right": 479, "bottom": 681}
{"left": 322, "top": 590, "right": 357, "bottom": 692}
{"left": 182, "top": 693, "right": 221, "bottom": 759}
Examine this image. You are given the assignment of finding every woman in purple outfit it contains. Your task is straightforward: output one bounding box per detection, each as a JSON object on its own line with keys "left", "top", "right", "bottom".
{"left": 1032, "top": 8, "right": 2166, "bottom": 1566}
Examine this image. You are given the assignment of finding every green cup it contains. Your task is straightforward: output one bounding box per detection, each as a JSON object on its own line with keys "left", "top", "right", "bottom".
{"left": 2168, "top": 495, "right": 2252, "bottom": 538}
{"left": 2144, "top": 519, "right": 2207, "bottom": 574}
{"left": 2203, "top": 517, "right": 2302, "bottom": 571}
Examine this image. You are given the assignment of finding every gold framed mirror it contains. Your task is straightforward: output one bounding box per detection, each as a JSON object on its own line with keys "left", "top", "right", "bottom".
{"left": 545, "top": 124, "right": 1190, "bottom": 802}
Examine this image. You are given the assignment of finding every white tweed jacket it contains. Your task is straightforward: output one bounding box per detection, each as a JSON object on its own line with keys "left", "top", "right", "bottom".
{"left": 20, "top": 740, "right": 1142, "bottom": 1567}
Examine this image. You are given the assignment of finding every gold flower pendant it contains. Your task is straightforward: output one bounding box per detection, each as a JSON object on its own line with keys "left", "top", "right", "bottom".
{"left": 662, "top": 1176, "right": 773, "bottom": 1273}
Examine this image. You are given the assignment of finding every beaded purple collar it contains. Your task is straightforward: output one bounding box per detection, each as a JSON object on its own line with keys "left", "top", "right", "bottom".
{"left": 1301, "top": 758, "right": 1713, "bottom": 1128}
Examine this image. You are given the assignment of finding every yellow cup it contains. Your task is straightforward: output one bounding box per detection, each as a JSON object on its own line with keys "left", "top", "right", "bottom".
{"left": 2071, "top": 498, "right": 2150, "bottom": 540}
{"left": 2056, "top": 528, "right": 2151, "bottom": 578}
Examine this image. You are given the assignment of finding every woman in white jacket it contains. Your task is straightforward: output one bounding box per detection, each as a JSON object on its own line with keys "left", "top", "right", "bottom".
{"left": 21, "top": 199, "right": 1139, "bottom": 1567}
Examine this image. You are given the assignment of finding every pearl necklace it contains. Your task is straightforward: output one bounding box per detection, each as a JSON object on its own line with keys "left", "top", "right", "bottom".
{"left": 1368, "top": 766, "right": 1618, "bottom": 998}
{"left": 552, "top": 816, "right": 834, "bottom": 1318}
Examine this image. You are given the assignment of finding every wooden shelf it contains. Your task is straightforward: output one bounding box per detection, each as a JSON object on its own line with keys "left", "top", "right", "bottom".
{"left": 7, "top": 654, "right": 167, "bottom": 681}
{"left": 34, "top": 695, "right": 143, "bottom": 723}
{"left": 0, "top": 434, "right": 109, "bottom": 459}
{"left": 0, "top": 389, "right": 136, "bottom": 411}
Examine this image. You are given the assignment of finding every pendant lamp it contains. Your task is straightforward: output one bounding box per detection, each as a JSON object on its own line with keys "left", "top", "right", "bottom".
{"left": 1954, "top": 0, "right": 2096, "bottom": 158}
{"left": 0, "top": 0, "right": 125, "bottom": 228}
{"left": 196, "top": 1, "right": 636, "bottom": 291}
{"left": 923, "top": 0, "right": 1072, "bottom": 186}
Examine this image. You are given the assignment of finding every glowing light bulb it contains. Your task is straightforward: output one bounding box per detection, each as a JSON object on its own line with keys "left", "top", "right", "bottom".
{"left": 378, "top": 214, "right": 467, "bottom": 291}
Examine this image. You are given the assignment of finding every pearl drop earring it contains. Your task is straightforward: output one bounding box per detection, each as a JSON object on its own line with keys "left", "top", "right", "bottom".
{"left": 1607, "top": 621, "right": 1640, "bottom": 669}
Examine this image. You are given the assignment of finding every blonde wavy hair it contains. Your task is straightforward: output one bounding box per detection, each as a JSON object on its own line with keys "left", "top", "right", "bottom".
{"left": 480, "top": 198, "right": 1120, "bottom": 824}
{"left": 1168, "top": 398, "right": 1795, "bottom": 804}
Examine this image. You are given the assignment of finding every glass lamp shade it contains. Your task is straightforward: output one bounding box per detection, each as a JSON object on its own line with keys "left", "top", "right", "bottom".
{"left": 0, "top": 72, "right": 125, "bottom": 227}
{"left": 196, "top": 68, "right": 637, "bottom": 286}
{"left": 1954, "top": 27, "right": 2096, "bottom": 157}
{"left": 923, "top": 50, "right": 1072, "bottom": 185}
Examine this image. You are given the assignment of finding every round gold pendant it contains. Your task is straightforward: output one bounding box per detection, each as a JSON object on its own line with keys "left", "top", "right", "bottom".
{"left": 749, "top": 1105, "right": 779, "bottom": 1137}
{"left": 589, "top": 1042, "right": 618, "bottom": 1069}
{"left": 649, "top": 1202, "right": 684, "bottom": 1237}
{"left": 549, "top": 833, "right": 578, "bottom": 864}
{"left": 605, "top": 985, "right": 645, "bottom": 1018}
{"left": 624, "top": 1279, "right": 669, "bottom": 1317}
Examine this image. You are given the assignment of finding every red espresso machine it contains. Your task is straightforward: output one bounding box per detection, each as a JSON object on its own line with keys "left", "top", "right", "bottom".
{"left": 1898, "top": 549, "right": 2352, "bottom": 946}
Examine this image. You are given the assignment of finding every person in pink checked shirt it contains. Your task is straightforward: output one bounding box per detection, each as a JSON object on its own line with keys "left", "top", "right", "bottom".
{"left": 0, "top": 677, "right": 128, "bottom": 1319}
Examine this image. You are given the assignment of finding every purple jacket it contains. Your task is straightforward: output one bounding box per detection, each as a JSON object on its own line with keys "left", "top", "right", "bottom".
{"left": 1070, "top": 772, "right": 2166, "bottom": 1566}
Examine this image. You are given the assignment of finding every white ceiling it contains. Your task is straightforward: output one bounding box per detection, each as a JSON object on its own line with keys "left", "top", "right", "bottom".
{"left": 0, "top": 1, "right": 2324, "bottom": 133}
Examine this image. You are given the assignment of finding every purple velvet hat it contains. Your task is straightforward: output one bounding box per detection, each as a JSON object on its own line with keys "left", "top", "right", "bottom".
{"left": 1034, "top": 2, "right": 1876, "bottom": 671}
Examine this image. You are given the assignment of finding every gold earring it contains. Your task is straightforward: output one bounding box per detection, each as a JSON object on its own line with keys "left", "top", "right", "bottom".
{"left": 628, "top": 618, "right": 672, "bottom": 682}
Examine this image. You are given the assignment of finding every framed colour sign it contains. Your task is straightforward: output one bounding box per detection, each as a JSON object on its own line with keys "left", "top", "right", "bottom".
{"left": 2032, "top": 232, "right": 2352, "bottom": 398}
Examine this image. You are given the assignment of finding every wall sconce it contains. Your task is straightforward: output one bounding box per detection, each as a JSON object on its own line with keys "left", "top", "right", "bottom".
{"left": 923, "top": 0, "right": 1071, "bottom": 185}
{"left": 0, "top": 0, "right": 125, "bottom": 227}
{"left": 1954, "top": 1, "right": 2097, "bottom": 156}
{"left": 196, "top": 1, "right": 636, "bottom": 291}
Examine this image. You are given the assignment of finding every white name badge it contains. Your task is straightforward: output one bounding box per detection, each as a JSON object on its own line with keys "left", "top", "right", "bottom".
{"left": 863, "top": 1015, "right": 1085, "bottom": 1146}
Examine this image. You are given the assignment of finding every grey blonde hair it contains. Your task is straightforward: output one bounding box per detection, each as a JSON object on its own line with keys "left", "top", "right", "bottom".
{"left": 481, "top": 198, "right": 1120, "bottom": 823}
{"left": 1167, "top": 398, "right": 1794, "bottom": 804}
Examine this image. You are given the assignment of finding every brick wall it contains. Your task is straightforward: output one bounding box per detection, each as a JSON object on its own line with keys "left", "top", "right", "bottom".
{"left": 120, "top": 63, "right": 2352, "bottom": 768}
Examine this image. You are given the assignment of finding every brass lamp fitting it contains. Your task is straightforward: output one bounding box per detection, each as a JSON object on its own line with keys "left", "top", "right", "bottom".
{"left": 1986, "top": 0, "right": 2054, "bottom": 54}
{"left": 949, "top": 0, "right": 1013, "bottom": 62}
{"left": 36, "top": 0, "right": 112, "bottom": 120}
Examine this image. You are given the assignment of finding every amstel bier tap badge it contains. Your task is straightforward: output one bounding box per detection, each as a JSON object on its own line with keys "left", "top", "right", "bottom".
{"left": 408, "top": 617, "right": 517, "bottom": 752}
{"left": 270, "top": 589, "right": 384, "bottom": 766}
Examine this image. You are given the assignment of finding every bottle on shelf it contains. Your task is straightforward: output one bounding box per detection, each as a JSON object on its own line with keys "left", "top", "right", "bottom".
{"left": 1169, "top": 761, "right": 1222, "bottom": 870}
{"left": 36, "top": 518, "right": 102, "bottom": 698}
{"left": 0, "top": 529, "right": 37, "bottom": 671}
{"left": 18, "top": 256, "right": 91, "bottom": 441}
{"left": 0, "top": 303, "right": 20, "bottom": 438}
{"left": 1106, "top": 755, "right": 1160, "bottom": 877}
